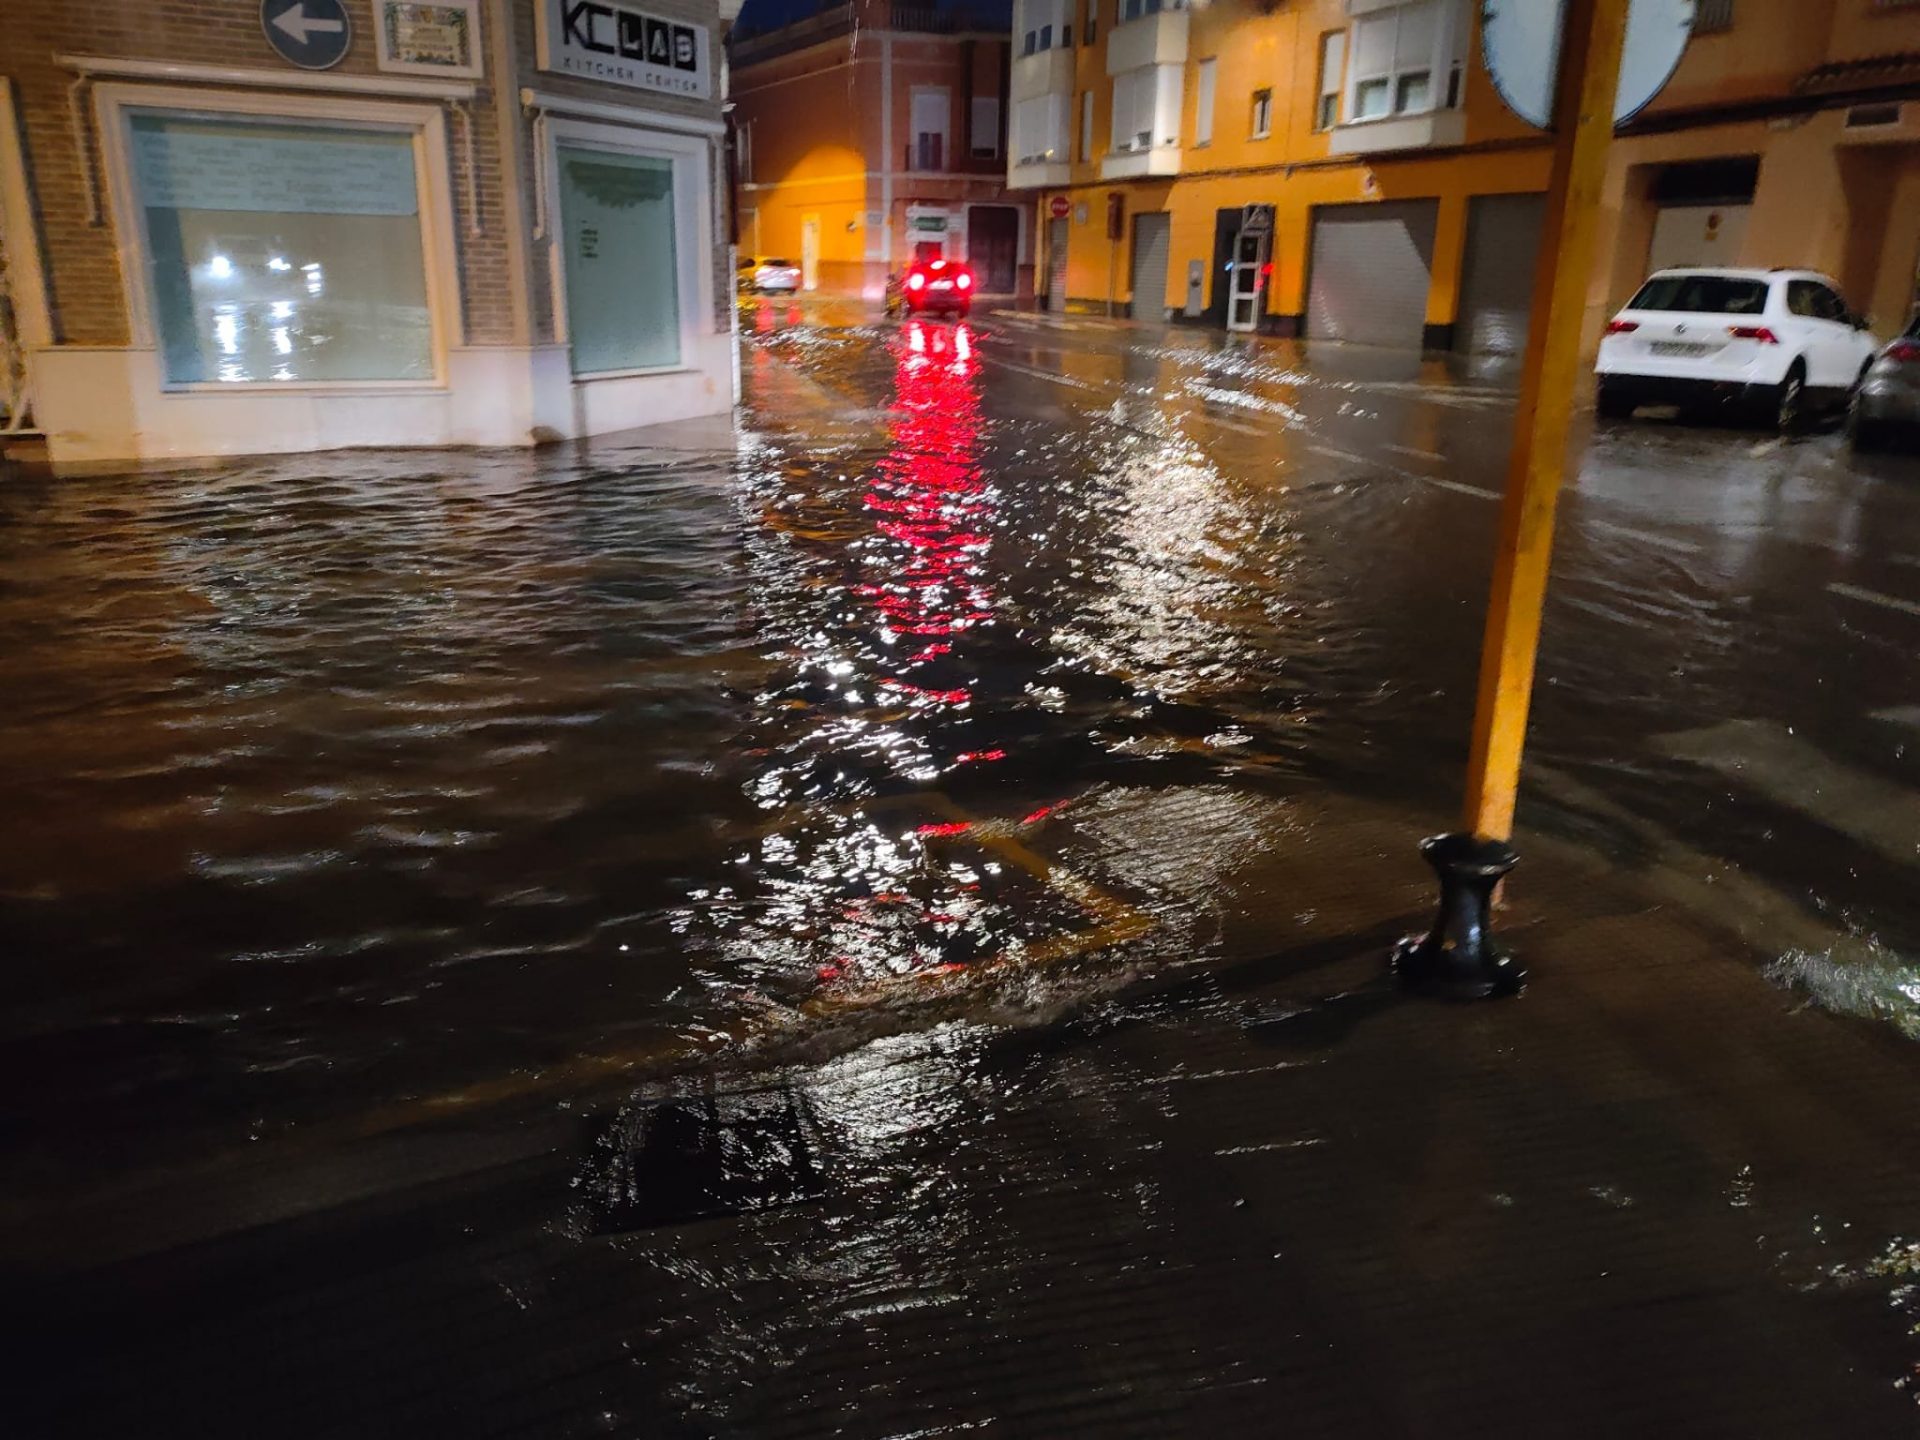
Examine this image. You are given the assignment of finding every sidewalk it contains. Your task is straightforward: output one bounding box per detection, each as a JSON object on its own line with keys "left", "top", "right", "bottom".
{"left": 8, "top": 787, "right": 1920, "bottom": 1438}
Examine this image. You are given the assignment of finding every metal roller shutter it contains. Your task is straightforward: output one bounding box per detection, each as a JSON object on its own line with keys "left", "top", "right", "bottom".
{"left": 1455, "top": 193, "right": 1547, "bottom": 357}
{"left": 1048, "top": 216, "right": 1069, "bottom": 312}
{"left": 1130, "top": 212, "right": 1170, "bottom": 320}
{"left": 1306, "top": 200, "right": 1439, "bottom": 349}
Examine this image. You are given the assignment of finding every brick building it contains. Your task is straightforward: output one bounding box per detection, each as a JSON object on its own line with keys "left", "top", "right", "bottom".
{"left": 1, "top": 0, "right": 742, "bottom": 466}
{"left": 731, "top": 0, "right": 1031, "bottom": 301}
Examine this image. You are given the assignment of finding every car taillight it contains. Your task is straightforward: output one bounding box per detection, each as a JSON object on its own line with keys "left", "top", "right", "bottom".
{"left": 907, "top": 273, "right": 926, "bottom": 291}
{"left": 1728, "top": 326, "right": 1779, "bottom": 344}
{"left": 1887, "top": 340, "right": 1920, "bottom": 364}
{"left": 956, "top": 272, "right": 972, "bottom": 291}
{"left": 1605, "top": 320, "right": 1638, "bottom": 335}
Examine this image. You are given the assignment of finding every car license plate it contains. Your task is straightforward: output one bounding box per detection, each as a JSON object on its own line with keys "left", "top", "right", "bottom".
{"left": 930, "top": 280, "right": 952, "bottom": 291}
{"left": 1651, "top": 341, "right": 1711, "bottom": 357}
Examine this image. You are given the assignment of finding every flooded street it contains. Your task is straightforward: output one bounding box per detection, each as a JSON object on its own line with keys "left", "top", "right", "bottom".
{"left": 7, "top": 303, "right": 1920, "bottom": 1435}
{"left": 7, "top": 303, "right": 1919, "bottom": 1184}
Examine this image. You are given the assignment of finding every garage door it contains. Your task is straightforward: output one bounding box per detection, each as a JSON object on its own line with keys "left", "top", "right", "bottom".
{"left": 1048, "top": 216, "right": 1069, "bottom": 312}
{"left": 1455, "top": 193, "right": 1546, "bottom": 357}
{"left": 1306, "top": 200, "right": 1439, "bottom": 349}
{"left": 1130, "top": 212, "right": 1170, "bottom": 321}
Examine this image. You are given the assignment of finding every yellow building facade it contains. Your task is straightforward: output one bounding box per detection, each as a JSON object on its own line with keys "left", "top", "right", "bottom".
{"left": 1009, "top": 0, "right": 1920, "bottom": 356}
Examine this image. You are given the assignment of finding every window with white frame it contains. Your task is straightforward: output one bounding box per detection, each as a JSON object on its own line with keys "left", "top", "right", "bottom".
{"left": 1315, "top": 31, "right": 1346, "bottom": 130}
{"left": 1110, "top": 65, "right": 1181, "bottom": 151}
{"left": 1193, "top": 58, "right": 1216, "bottom": 146}
{"left": 736, "top": 119, "right": 753, "bottom": 183}
{"left": 971, "top": 97, "right": 1001, "bottom": 158}
{"left": 1347, "top": 0, "right": 1450, "bottom": 122}
{"left": 1250, "top": 87, "right": 1272, "bottom": 139}
{"left": 912, "top": 87, "right": 951, "bottom": 170}
{"left": 125, "top": 111, "right": 436, "bottom": 385}
{"left": 1020, "top": 0, "right": 1071, "bottom": 54}
{"left": 1014, "top": 92, "right": 1071, "bottom": 164}
{"left": 1120, "top": 0, "right": 1184, "bottom": 22}
{"left": 1079, "top": 89, "right": 1094, "bottom": 161}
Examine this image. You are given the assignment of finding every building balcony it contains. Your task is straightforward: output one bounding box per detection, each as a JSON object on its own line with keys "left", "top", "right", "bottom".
{"left": 1106, "top": 7, "right": 1187, "bottom": 77}
{"left": 1325, "top": 107, "right": 1466, "bottom": 157}
{"left": 1012, "top": 46, "right": 1075, "bottom": 103}
{"left": 1099, "top": 142, "right": 1181, "bottom": 179}
{"left": 1008, "top": 159, "right": 1073, "bottom": 190}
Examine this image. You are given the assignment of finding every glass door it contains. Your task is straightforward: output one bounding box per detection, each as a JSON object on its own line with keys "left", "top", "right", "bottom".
{"left": 1227, "top": 230, "right": 1268, "bottom": 333}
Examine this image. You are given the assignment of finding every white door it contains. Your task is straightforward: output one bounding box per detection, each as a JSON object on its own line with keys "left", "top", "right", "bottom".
{"left": 800, "top": 215, "right": 820, "bottom": 292}
{"left": 1648, "top": 204, "right": 1750, "bottom": 273}
{"left": 1227, "top": 229, "right": 1268, "bottom": 333}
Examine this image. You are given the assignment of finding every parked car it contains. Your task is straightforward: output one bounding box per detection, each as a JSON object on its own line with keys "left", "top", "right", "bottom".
{"left": 735, "top": 255, "right": 757, "bottom": 292}
{"left": 1595, "top": 268, "right": 1880, "bottom": 433}
{"left": 899, "top": 257, "right": 973, "bottom": 319}
{"left": 1848, "top": 311, "right": 1920, "bottom": 452}
{"left": 750, "top": 258, "right": 801, "bottom": 294}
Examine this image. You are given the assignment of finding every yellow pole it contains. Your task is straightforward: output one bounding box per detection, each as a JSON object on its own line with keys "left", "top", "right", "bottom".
{"left": 1461, "top": 0, "right": 1630, "bottom": 841}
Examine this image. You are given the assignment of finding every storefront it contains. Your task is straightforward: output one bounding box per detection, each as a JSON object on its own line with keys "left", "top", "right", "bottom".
{"left": 5, "top": 0, "right": 736, "bottom": 467}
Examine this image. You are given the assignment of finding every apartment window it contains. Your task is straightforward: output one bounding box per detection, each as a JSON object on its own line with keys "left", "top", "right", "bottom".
{"left": 1080, "top": 89, "right": 1094, "bottom": 162}
{"left": 128, "top": 112, "right": 435, "bottom": 385}
{"left": 1250, "top": 88, "right": 1273, "bottom": 139}
{"left": 1015, "top": 93, "right": 1071, "bottom": 164}
{"left": 912, "top": 87, "right": 950, "bottom": 170}
{"left": 1084, "top": 0, "right": 1095, "bottom": 44}
{"left": 1349, "top": 0, "right": 1441, "bottom": 122}
{"left": 1022, "top": 0, "right": 1072, "bottom": 54}
{"left": 971, "top": 97, "right": 1001, "bottom": 159}
{"left": 1120, "top": 0, "right": 1170, "bottom": 22}
{"left": 1193, "top": 58, "right": 1216, "bottom": 146}
{"left": 1693, "top": 0, "right": 1734, "bottom": 32}
{"left": 1315, "top": 31, "right": 1346, "bottom": 130}
{"left": 736, "top": 120, "right": 753, "bottom": 183}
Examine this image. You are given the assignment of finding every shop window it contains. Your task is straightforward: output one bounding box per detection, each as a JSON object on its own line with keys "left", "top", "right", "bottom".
{"left": 1250, "top": 88, "right": 1273, "bottom": 140}
{"left": 556, "top": 145, "right": 680, "bottom": 374}
{"left": 128, "top": 113, "right": 432, "bottom": 385}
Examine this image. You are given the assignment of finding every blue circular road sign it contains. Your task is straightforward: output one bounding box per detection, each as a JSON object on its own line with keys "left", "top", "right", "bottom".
{"left": 261, "top": 0, "right": 353, "bottom": 71}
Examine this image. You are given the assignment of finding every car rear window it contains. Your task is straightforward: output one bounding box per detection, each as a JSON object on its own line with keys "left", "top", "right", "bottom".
{"left": 1628, "top": 275, "right": 1768, "bottom": 315}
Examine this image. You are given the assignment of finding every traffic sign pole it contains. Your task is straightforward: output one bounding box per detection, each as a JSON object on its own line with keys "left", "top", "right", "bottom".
{"left": 1395, "top": 0, "right": 1631, "bottom": 1000}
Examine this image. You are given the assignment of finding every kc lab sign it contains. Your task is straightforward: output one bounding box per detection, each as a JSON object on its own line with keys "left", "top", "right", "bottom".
{"left": 537, "top": 0, "right": 712, "bottom": 100}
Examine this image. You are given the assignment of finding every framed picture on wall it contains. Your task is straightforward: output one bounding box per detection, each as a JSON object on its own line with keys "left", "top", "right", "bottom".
{"left": 375, "top": 0, "right": 485, "bottom": 79}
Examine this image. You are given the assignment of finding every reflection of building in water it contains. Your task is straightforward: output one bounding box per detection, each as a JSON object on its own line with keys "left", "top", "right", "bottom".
{"left": 3, "top": 0, "right": 741, "bottom": 466}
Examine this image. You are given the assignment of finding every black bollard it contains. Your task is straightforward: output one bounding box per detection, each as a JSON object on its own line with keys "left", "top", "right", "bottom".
{"left": 1393, "top": 832, "right": 1526, "bottom": 1001}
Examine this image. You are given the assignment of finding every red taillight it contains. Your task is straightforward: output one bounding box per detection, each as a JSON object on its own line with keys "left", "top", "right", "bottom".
{"left": 907, "top": 272, "right": 926, "bottom": 291}
{"left": 1887, "top": 340, "right": 1920, "bottom": 363}
{"left": 956, "top": 271, "right": 972, "bottom": 291}
{"left": 1605, "top": 320, "right": 1638, "bottom": 335}
{"left": 1729, "top": 326, "right": 1779, "bottom": 344}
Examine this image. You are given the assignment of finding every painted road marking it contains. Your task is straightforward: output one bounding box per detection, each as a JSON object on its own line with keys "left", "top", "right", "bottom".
{"left": 1424, "top": 476, "right": 1502, "bottom": 501}
{"left": 1385, "top": 443, "right": 1446, "bottom": 463}
{"left": 1307, "top": 442, "right": 1500, "bottom": 500}
{"left": 1214, "top": 1137, "right": 1328, "bottom": 1156}
{"left": 1870, "top": 706, "right": 1920, "bottom": 730}
{"left": 1583, "top": 517, "right": 1704, "bottom": 556}
{"left": 1656, "top": 719, "right": 1920, "bottom": 868}
{"left": 1829, "top": 582, "right": 1920, "bottom": 620}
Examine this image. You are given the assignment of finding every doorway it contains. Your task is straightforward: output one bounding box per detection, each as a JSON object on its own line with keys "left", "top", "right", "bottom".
{"left": 1227, "top": 227, "right": 1269, "bottom": 333}
{"left": 967, "top": 205, "right": 1020, "bottom": 294}
{"left": 800, "top": 214, "right": 820, "bottom": 291}
{"left": 1048, "top": 216, "right": 1069, "bottom": 312}
{"left": 1130, "top": 212, "right": 1170, "bottom": 321}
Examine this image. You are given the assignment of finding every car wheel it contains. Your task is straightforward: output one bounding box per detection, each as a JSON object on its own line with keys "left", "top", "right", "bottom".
{"left": 1773, "top": 363, "right": 1807, "bottom": 436}
{"left": 1595, "top": 382, "right": 1633, "bottom": 421}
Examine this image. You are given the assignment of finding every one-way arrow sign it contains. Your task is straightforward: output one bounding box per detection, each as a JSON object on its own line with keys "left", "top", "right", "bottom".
{"left": 261, "top": 0, "right": 353, "bottom": 71}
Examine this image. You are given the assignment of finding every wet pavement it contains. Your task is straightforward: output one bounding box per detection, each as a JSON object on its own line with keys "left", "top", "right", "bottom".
{"left": 5, "top": 299, "right": 1920, "bottom": 1434}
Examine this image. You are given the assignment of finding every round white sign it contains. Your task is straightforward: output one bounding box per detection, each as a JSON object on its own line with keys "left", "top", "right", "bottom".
{"left": 1481, "top": 0, "right": 1695, "bottom": 129}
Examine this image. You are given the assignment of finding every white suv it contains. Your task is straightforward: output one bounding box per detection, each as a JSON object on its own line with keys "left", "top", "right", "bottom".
{"left": 1595, "top": 268, "right": 1881, "bottom": 433}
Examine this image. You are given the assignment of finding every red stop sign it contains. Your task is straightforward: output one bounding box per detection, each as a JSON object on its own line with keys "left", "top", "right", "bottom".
{"left": 1049, "top": 195, "right": 1070, "bottom": 220}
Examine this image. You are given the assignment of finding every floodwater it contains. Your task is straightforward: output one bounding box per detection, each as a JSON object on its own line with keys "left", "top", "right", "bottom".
{"left": 4, "top": 303, "right": 1920, "bottom": 1198}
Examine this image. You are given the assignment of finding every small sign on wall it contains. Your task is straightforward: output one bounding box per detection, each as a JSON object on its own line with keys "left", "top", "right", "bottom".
{"left": 536, "top": 0, "right": 712, "bottom": 101}
{"left": 376, "top": 0, "right": 484, "bottom": 79}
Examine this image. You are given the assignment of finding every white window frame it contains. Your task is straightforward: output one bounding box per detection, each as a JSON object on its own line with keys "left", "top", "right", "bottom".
{"left": 1250, "top": 87, "right": 1272, "bottom": 140}
{"left": 540, "top": 113, "right": 713, "bottom": 380}
{"left": 1193, "top": 57, "right": 1216, "bottom": 147}
{"left": 1344, "top": 0, "right": 1452, "bottom": 125}
{"left": 1315, "top": 30, "right": 1346, "bottom": 131}
{"left": 93, "top": 81, "right": 463, "bottom": 393}
{"left": 911, "top": 85, "right": 952, "bottom": 172}
{"left": 1080, "top": 89, "right": 1094, "bottom": 162}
